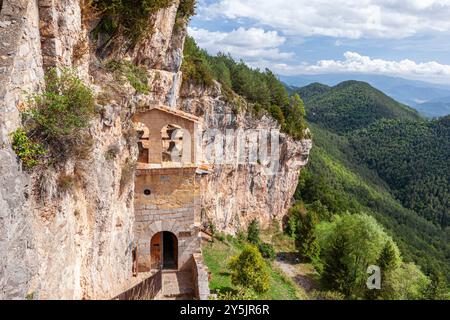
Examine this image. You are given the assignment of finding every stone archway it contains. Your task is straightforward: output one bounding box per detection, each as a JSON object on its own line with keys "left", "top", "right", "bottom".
{"left": 150, "top": 231, "right": 178, "bottom": 270}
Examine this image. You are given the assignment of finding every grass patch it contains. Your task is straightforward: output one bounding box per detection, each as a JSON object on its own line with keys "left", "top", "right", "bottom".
{"left": 203, "top": 237, "right": 305, "bottom": 300}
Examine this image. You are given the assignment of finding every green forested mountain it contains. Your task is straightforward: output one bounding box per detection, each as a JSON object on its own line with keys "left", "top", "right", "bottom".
{"left": 298, "top": 81, "right": 421, "bottom": 133}
{"left": 289, "top": 82, "right": 331, "bottom": 101}
{"left": 292, "top": 81, "right": 450, "bottom": 282}
{"left": 351, "top": 117, "right": 450, "bottom": 227}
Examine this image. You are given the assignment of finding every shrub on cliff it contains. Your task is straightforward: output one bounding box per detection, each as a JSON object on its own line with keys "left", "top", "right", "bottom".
{"left": 106, "top": 60, "right": 149, "bottom": 94}
{"left": 11, "top": 128, "right": 47, "bottom": 169}
{"left": 228, "top": 245, "right": 270, "bottom": 294}
{"left": 92, "top": 0, "right": 172, "bottom": 43}
{"left": 24, "top": 68, "right": 95, "bottom": 161}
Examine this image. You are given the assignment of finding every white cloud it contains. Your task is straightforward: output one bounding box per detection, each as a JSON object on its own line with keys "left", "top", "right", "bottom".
{"left": 198, "top": 0, "right": 450, "bottom": 39}
{"left": 266, "top": 51, "right": 450, "bottom": 83}
{"left": 188, "top": 27, "right": 294, "bottom": 60}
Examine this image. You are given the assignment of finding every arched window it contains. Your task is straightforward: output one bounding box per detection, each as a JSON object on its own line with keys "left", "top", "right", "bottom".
{"left": 135, "top": 122, "right": 150, "bottom": 164}
{"left": 161, "top": 124, "right": 184, "bottom": 163}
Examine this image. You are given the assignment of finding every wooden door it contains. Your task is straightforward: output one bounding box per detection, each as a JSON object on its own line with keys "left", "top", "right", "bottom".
{"left": 150, "top": 232, "right": 161, "bottom": 269}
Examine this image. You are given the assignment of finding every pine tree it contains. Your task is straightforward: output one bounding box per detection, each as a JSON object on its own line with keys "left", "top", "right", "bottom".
{"left": 296, "top": 211, "right": 320, "bottom": 262}
{"left": 321, "top": 233, "right": 349, "bottom": 294}
{"left": 247, "top": 219, "right": 260, "bottom": 245}
{"left": 367, "top": 240, "right": 400, "bottom": 299}
{"left": 378, "top": 241, "right": 400, "bottom": 269}
{"left": 426, "top": 270, "right": 449, "bottom": 300}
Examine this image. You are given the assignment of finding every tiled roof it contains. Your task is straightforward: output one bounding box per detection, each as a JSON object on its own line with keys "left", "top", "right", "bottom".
{"left": 141, "top": 105, "right": 201, "bottom": 123}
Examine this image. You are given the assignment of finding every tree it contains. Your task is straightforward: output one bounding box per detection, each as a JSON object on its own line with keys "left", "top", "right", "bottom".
{"left": 295, "top": 210, "right": 320, "bottom": 263}
{"left": 380, "top": 263, "right": 430, "bottom": 300}
{"left": 316, "top": 213, "right": 391, "bottom": 299}
{"left": 247, "top": 219, "right": 260, "bottom": 245}
{"left": 283, "top": 94, "right": 307, "bottom": 139}
{"left": 425, "top": 270, "right": 450, "bottom": 300}
{"left": 268, "top": 105, "right": 285, "bottom": 127}
{"left": 228, "top": 245, "right": 270, "bottom": 294}
{"left": 367, "top": 240, "right": 401, "bottom": 299}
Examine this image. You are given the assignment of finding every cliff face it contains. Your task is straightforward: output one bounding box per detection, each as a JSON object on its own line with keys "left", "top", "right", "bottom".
{"left": 0, "top": 0, "right": 311, "bottom": 300}
{"left": 180, "top": 84, "right": 312, "bottom": 233}
{"left": 1, "top": 0, "right": 137, "bottom": 300}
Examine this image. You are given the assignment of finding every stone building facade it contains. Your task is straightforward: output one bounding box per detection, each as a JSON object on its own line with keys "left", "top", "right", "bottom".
{"left": 132, "top": 105, "right": 205, "bottom": 273}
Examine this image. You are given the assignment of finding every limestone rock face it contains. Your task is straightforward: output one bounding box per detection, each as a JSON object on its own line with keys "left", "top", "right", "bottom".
{"left": 0, "top": 0, "right": 311, "bottom": 300}
{"left": 180, "top": 84, "right": 312, "bottom": 233}
{"left": 0, "top": 0, "right": 136, "bottom": 299}
{"left": 0, "top": 0, "right": 43, "bottom": 300}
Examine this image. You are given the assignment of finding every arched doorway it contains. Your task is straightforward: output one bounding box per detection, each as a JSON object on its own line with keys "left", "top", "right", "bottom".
{"left": 150, "top": 231, "right": 178, "bottom": 270}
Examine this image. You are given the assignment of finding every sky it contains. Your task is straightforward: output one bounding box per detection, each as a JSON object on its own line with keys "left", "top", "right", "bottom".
{"left": 188, "top": 0, "right": 450, "bottom": 84}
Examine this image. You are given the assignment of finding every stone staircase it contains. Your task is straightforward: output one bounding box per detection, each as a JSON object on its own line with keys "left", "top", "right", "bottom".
{"left": 156, "top": 270, "right": 195, "bottom": 300}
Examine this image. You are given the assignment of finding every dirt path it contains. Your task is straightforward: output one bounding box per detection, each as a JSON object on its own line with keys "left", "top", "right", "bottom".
{"left": 274, "top": 253, "right": 316, "bottom": 294}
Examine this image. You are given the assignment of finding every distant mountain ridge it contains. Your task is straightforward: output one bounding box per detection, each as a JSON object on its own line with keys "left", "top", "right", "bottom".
{"left": 281, "top": 73, "right": 450, "bottom": 118}
{"left": 293, "top": 80, "right": 421, "bottom": 133}
{"left": 414, "top": 97, "right": 450, "bottom": 118}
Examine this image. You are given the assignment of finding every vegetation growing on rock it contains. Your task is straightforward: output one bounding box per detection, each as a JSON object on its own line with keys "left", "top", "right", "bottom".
{"left": 11, "top": 128, "right": 47, "bottom": 169}
{"left": 174, "top": 0, "right": 196, "bottom": 31}
{"left": 12, "top": 68, "right": 95, "bottom": 167}
{"left": 350, "top": 117, "right": 450, "bottom": 227}
{"left": 182, "top": 36, "right": 309, "bottom": 139}
{"left": 106, "top": 60, "right": 150, "bottom": 94}
{"left": 92, "top": 0, "right": 173, "bottom": 43}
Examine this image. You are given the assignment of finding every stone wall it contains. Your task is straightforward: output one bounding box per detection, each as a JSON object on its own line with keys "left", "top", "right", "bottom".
{"left": 134, "top": 167, "right": 202, "bottom": 271}
{"left": 191, "top": 253, "right": 210, "bottom": 300}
